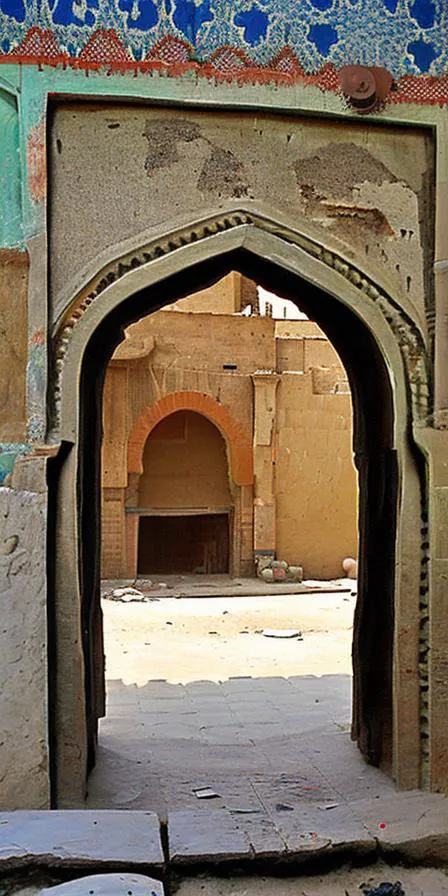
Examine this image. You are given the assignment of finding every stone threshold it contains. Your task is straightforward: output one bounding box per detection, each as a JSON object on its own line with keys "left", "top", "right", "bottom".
{"left": 3, "top": 791, "right": 448, "bottom": 873}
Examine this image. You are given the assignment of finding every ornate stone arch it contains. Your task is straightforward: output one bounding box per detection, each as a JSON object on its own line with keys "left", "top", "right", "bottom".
{"left": 51, "top": 205, "right": 430, "bottom": 438}
{"left": 49, "top": 207, "right": 429, "bottom": 806}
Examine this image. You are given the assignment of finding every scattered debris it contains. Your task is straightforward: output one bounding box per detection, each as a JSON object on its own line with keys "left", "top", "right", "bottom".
{"left": 109, "top": 587, "right": 144, "bottom": 602}
{"left": 318, "top": 802, "right": 339, "bottom": 810}
{"left": 193, "top": 787, "right": 220, "bottom": 799}
{"left": 275, "top": 802, "right": 295, "bottom": 812}
{"left": 362, "top": 884, "right": 405, "bottom": 896}
{"left": 256, "top": 556, "right": 303, "bottom": 583}
{"left": 262, "top": 628, "right": 303, "bottom": 639}
{"left": 228, "top": 807, "right": 262, "bottom": 814}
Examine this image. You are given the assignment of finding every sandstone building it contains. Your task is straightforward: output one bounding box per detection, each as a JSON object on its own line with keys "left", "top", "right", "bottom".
{"left": 101, "top": 274, "right": 357, "bottom": 580}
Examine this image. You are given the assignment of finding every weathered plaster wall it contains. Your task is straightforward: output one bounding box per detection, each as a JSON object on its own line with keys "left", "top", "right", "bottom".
{"left": 0, "top": 250, "right": 28, "bottom": 445}
{"left": 0, "top": 481, "right": 49, "bottom": 809}
{"left": 276, "top": 370, "right": 357, "bottom": 578}
{"left": 139, "top": 411, "right": 232, "bottom": 508}
{"left": 49, "top": 104, "right": 432, "bottom": 343}
{"left": 108, "top": 310, "right": 274, "bottom": 451}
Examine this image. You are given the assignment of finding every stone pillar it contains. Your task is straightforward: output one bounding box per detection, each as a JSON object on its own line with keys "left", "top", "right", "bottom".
{"left": 251, "top": 372, "right": 279, "bottom": 558}
{"left": 102, "top": 487, "right": 127, "bottom": 578}
{"left": 423, "top": 429, "right": 448, "bottom": 792}
{"left": 101, "top": 365, "right": 128, "bottom": 577}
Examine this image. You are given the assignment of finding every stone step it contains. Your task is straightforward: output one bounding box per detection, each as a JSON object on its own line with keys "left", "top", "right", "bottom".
{"left": 167, "top": 790, "right": 448, "bottom": 865}
{"left": 0, "top": 811, "right": 164, "bottom": 870}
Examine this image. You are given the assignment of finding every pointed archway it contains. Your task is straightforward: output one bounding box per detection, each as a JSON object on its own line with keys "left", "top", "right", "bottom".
{"left": 48, "top": 211, "right": 428, "bottom": 806}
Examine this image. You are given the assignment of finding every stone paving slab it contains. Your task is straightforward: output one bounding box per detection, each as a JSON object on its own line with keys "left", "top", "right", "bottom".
{"left": 229, "top": 811, "right": 288, "bottom": 858}
{"left": 0, "top": 811, "right": 164, "bottom": 870}
{"left": 352, "top": 790, "right": 448, "bottom": 862}
{"left": 167, "top": 806, "right": 375, "bottom": 864}
{"left": 272, "top": 802, "right": 375, "bottom": 857}
{"left": 167, "top": 792, "right": 448, "bottom": 865}
{"left": 168, "top": 810, "right": 252, "bottom": 863}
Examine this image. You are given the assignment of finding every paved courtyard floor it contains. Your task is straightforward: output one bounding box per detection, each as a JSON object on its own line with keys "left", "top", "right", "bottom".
{"left": 86, "top": 582, "right": 397, "bottom": 819}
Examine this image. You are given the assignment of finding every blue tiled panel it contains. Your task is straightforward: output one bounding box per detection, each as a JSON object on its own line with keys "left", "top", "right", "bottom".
{"left": 0, "top": 0, "right": 446, "bottom": 75}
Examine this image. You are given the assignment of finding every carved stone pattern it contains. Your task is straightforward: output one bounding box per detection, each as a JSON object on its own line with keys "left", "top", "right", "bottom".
{"left": 51, "top": 210, "right": 430, "bottom": 431}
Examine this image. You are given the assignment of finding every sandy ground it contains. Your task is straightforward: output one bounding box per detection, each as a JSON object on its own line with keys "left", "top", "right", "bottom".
{"left": 101, "top": 587, "right": 356, "bottom": 686}
{"left": 174, "top": 864, "right": 448, "bottom": 896}
{"left": 85, "top": 585, "right": 399, "bottom": 813}
{"left": 6, "top": 862, "right": 448, "bottom": 896}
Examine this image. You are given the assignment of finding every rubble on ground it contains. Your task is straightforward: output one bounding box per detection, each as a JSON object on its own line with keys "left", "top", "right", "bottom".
{"left": 256, "top": 557, "right": 303, "bottom": 583}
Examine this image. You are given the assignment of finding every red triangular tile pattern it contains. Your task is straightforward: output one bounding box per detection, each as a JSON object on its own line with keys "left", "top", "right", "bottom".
{"left": 209, "top": 45, "right": 251, "bottom": 72}
{"left": 10, "top": 26, "right": 68, "bottom": 64}
{"left": 1, "top": 28, "right": 447, "bottom": 106}
{"left": 77, "top": 29, "right": 132, "bottom": 69}
{"left": 144, "top": 35, "right": 193, "bottom": 65}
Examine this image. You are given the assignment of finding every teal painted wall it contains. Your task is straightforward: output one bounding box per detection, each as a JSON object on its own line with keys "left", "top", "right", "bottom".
{"left": 0, "top": 88, "right": 22, "bottom": 248}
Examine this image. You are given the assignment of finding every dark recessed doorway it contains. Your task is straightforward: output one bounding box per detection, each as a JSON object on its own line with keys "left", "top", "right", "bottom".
{"left": 137, "top": 513, "right": 230, "bottom": 575}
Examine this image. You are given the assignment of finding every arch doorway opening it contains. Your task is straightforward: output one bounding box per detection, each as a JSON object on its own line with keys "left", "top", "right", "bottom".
{"left": 70, "top": 267, "right": 402, "bottom": 817}
{"left": 50, "top": 237, "right": 424, "bottom": 819}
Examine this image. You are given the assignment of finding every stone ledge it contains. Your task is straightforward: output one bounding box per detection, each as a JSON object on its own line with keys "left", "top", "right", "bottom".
{"left": 0, "top": 811, "right": 164, "bottom": 870}
{"left": 167, "top": 807, "right": 376, "bottom": 864}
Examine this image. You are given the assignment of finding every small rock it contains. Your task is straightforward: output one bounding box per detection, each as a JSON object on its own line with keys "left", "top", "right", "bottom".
{"left": 110, "top": 587, "right": 144, "bottom": 602}
{"left": 342, "top": 557, "right": 358, "bottom": 578}
{"left": 256, "top": 555, "right": 274, "bottom": 574}
{"left": 362, "top": 884, "right": 405, "bottom": 896}
{"left": 287, "top": 565, "right": 303, "bottom": 582}
{"left": 193, "top": 787, "right": 220, "bottom": 799}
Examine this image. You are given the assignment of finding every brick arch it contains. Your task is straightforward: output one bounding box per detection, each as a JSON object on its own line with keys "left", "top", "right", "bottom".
{"left": 127, "top": 391, "right": 253, "bottom": 486}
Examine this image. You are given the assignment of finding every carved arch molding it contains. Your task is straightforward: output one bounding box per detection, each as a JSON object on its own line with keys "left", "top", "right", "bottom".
{"left": 51, "top": 209, "right": 431, "bottom": 432}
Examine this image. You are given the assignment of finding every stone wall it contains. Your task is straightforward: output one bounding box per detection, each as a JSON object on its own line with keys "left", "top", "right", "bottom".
{"left": 0, "top": 481, "right": 49, "bottom": 809}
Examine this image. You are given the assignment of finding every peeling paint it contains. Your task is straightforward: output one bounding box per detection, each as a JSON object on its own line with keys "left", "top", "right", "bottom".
{"left": 27, "top": 328, "right": 46, "bottom": 442}
{"left": 0, "top": 443, "right": 31, "bottom": 485}
{"left": 27, "top": 120, "right": 46, "bottom": 204}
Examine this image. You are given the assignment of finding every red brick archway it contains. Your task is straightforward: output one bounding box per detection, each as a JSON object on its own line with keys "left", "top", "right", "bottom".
{"left": 127, "top": 391, "right": 253, "bottom": 486}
